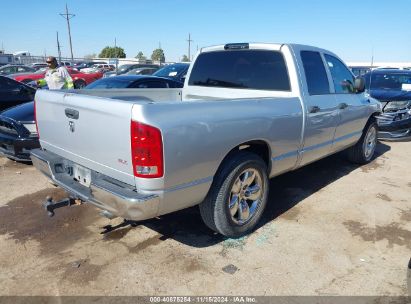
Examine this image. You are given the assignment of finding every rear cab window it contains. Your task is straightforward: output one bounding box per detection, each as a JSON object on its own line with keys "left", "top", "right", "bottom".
{"left": 188, "top": 50, "right": 291, "bottom": 91}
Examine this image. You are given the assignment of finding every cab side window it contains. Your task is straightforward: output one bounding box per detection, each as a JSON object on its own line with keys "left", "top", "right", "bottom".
{"left": 301, "top": 51, "right": 330, "bottom": 95}
{"left": 324, "top": 54, "right": 355, "bottom": 94}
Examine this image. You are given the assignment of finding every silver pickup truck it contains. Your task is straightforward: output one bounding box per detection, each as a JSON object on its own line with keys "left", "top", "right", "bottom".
{"left": 31, "top": 43, "right": 380, "bottom": 237}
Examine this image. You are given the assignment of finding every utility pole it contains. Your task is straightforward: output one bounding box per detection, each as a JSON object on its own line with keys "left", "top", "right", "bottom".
{"left": 114, "top": 37, "right": 119, "bottom": 73}
{"left": 56, "top": 31, "right": 62, "bottom": 65}
{"left": 187, "top": 33, "right": 193, "bottom": 61}
{"left": 60, "top": 3, "right": 75, "bottom": 62}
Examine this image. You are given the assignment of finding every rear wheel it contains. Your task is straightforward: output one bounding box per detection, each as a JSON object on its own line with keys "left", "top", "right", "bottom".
{"left": 199, "top": 151, "right": 269, "bottom": 238}
{"left": 74, "top": 79, "right": 86, "bottom": 89}
{"left": 347, "top": 120, "right": 378, "bottom": 164}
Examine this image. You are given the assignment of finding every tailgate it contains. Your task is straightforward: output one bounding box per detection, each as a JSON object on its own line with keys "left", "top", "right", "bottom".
{"left": 35, "top": 90, "right": 138, "bottom": 185}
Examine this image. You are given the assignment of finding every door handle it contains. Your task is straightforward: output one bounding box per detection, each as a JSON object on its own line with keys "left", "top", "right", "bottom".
{"left": 65, "top": 108, "right": 79, "bottom": 119}
{"left": 308, "top": 106, "right": 320, "bottom": 113}
{"left": 338, "top": 102, "right": 348, "bottom": 109}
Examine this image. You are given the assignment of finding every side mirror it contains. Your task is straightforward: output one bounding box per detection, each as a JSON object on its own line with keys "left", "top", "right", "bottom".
{"left": 354, "top": 77, "right": 365, "bottom": 93}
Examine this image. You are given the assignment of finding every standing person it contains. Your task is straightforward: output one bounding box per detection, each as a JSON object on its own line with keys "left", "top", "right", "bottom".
{"left": 37, "top": 56, "right": 74, "bottom": 90}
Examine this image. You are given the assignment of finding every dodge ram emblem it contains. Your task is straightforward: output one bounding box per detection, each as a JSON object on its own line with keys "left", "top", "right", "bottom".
{"left": 69, "top": 121, "right": 75, "bottom": 132}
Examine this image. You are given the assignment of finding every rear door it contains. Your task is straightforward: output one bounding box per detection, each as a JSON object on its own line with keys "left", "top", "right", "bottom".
{"left": 297, "top": 50, "right": 340, "bottom": 166}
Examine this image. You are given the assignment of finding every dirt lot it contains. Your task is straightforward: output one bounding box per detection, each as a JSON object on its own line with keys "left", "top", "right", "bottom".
{"left": 0, "top": 141, "right": 410, "bottom": 296}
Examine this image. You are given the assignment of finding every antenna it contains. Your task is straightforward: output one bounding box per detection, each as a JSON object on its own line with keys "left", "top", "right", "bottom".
{"left": 368, "top": 47, "right": 374, "bottom": 94}
{"left": 187, "top": 33, "right": 193, "bottom": 61}
{"left": 60, "top": 3, "right": 75, "bottom": 62}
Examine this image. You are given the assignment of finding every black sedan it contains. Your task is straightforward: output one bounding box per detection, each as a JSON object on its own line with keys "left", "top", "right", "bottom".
{"left": 152, "top": 63, "right": 189, "bottom": 83}
{"left": 0, "top": 101, "right": 40, "bottom": 161}
{"left": 0, "top": 76, "right": 36, "bottom": 112}
{"left": 364, "top": 69, "right": 411, "bottom": 140}
{"left": 85, "top": 75, "right": 184, "bottom": 89}
{"left": 0, "top": 75, "right": 183, "bottom": 161}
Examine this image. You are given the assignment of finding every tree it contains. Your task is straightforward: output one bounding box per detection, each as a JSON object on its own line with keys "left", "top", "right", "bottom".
{"left": 98, "top": 46, "right": 126, "bottom": 58}
{"left": 181, "top": 55, "right": 190, "bottom": 62}
{"left": 151, "top": 48, "right": 165, "bottom": 62}
{"left": 135, "top": 51, "right": 146, "bottom": 61}
{"left": 84, "top": 53, "right": 97, "bottom": 59}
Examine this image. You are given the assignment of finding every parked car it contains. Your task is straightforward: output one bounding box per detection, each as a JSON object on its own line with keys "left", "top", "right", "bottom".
{"left": 74, "top": 61, "right": 106, "bottom": 70}
{"left": 125, "top": 67, "right": 159, "bottom": 75}
{"left": 364, "top": 69, "right": 411, "bottom": 140}
{"left": 152, "top": 62, "right": 189, "bottom": 82}
{"left": 0, "top": 64, "right": 36, "bottom": 76}
{"left": 81, "top": 64, "right": 114, "bottom": 74}
{"left": 0, "top": 75, "right": 36, "bottom": 112}
{"left": 85, "top": 75, "right": 184, "bottom": 89}
{"left": 103, "top": 64, "right": 159, "bottom": 77}
{"left": 0, "top": 74, "right": 181, "bottom": 161}
{"left": 29, "top": 63, "right": 48, "bottom": 70}
{"left": 0, "top": 101, "right": 39, "bottom": 161}
{"left": 10, "top": 68, "right": 103, "bottom": 88}
{"left": 31, "top": 43, "right": 380, "bottom": 237}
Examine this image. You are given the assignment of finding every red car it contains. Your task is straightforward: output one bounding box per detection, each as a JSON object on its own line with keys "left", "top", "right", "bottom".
{"left": 11, "top": 68, "right": 103, "bottom": 88}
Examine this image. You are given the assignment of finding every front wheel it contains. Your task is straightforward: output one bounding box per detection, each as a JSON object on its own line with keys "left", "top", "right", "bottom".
{"left": 74, "top": 80, "right": 86, "bottom": 89}
{"left": 347, "top": 120, "right": 378, "bottom": 164}
{"left": 199, "top": 151, "right": 269, "bottom": 238}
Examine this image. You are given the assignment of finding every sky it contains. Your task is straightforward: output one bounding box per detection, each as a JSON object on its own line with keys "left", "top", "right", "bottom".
{"left": 1, "top": 0, "right": 411, "bottom": 63}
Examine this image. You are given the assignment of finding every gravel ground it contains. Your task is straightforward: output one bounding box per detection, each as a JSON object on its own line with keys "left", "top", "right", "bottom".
{"left": 0, "top": 140, "right": 410, "bottom": 296}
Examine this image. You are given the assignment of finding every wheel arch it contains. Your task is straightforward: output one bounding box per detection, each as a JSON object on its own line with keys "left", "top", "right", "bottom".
{"left": 73, "top": 78, "right": 87, "bottom": 88}
{"left": 215, "top": 140, "right": 272, "bottom": 179}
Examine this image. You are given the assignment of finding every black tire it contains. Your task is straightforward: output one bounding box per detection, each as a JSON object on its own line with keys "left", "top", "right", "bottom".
{"left": 74, "top": 80, "right": 86, "bottom": 89}
{"left": 347, "top": 120, "right": 378, "bottom": 164}
{"left": 199, "top": 151, "right": 269, "bottom": 238}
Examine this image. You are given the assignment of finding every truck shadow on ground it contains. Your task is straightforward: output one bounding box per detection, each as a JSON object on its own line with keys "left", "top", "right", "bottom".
{"left": 102, "top": 142, "right": 391, "bottom": 247}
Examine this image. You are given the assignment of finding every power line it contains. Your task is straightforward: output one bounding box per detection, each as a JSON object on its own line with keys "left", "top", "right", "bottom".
{"left": 59, "top": 3, "right": 75, "bottom": 62}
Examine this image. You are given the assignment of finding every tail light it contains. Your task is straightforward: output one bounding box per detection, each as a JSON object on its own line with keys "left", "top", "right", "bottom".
{"left": 34, "top": 99, "right": 40, "bottom": 138}
{"left": 130, "top": 121, "right": 163, "bottom": 178}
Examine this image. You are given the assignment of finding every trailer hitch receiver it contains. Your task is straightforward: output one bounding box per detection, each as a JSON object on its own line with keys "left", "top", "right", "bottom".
{"left": 43, "top": 196, "right": 82, "bottom": 217}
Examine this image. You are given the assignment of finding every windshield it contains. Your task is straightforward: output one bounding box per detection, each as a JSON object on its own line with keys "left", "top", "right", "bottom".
{"left": 85, "top": 78, "right": 135, "bottom": 89}
{"left": 366, "top": 72, "right": 411, "bottom": 90}
{"left": 153, "top": 64, "right": 187, "bottom": 78}
{"left": 35, "top": 68, "right": 47, "bottom": 74}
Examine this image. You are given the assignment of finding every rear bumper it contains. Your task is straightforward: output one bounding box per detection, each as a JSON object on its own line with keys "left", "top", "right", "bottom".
{"left": 30, "top": 149, "right": 160, "bottom": 221}
{"left": 0, "top": 133, "right": 40, "bottom": 161}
